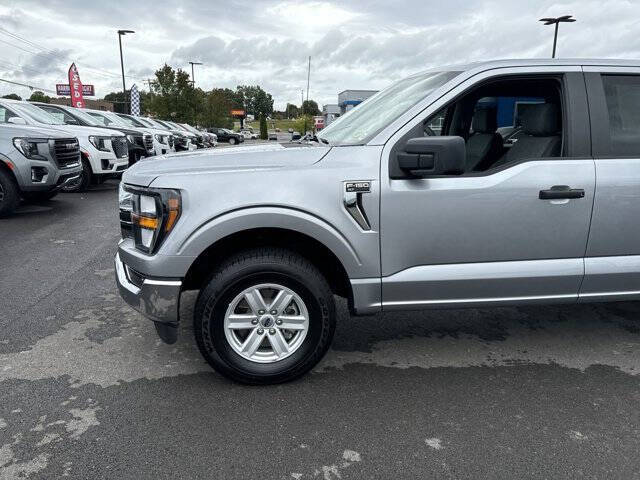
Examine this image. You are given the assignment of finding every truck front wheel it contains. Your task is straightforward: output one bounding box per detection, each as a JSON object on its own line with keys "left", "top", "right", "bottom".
{"left": 0, "top": 168, "right": 19, "bottom": 217}
{"left": 194, "top": 248, "right": 336, "bottom": 384}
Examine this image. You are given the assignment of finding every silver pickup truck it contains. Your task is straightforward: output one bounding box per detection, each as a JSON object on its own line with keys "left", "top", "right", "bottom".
{"left": 0, "top": 124, "right": 81, "bottom": 216}
{"left": 116, "top": 59, "right": 640, "bottom": 384}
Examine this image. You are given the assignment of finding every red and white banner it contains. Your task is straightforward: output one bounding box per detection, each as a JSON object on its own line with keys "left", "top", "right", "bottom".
{"left": 68, "top": 63, "right": 85, "bottom": 108}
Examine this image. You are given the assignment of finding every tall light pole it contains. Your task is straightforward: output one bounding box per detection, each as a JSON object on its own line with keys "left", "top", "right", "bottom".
{"left": 117, "top": 29, "right": 135, "bottom": 113}
{"left": 303, "top": 56, "right": 311, "bottom": 135}
{"left": 188, "top": 61, "right": 203, "bottom": 86}
{"left": 539, "top": 15, "right": 575, "bottom": 58}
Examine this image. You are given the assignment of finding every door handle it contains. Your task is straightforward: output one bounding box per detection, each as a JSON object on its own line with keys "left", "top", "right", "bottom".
{"left": 539, "top": 185, "right": 585, "bottom": 200}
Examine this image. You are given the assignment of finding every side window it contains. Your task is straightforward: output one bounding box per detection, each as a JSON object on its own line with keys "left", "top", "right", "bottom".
{"left": 417, "top": 77, "right": 563, "bottom": 174}
{"left": 602, "top": 75, "right": 640, "bottom": 156}
{"left": 0, "top": 106, "right": 18, "bottom": 123}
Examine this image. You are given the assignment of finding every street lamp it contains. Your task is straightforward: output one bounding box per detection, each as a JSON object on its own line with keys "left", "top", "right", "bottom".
{"left": 188, "top": 61, "right": 203, "bottom": 86}
{"left": 539, "top": 15, "right": 575, "bottom": 58}
{"left": 117, "top": 29, "right": 135, "bottom": 113}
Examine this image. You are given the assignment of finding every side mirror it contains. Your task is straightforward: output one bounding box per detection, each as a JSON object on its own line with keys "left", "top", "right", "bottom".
{"left": 391, "top": 136, "right": 466, "bottom": 178}
{"left": 8, "top": 116, "right": 27, "bottom": 125}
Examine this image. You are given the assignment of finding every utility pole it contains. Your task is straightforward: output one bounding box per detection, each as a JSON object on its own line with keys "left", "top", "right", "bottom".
{"left": 539, "top": 15, "right": 576, "bottom": 58}
{"left": 188, "top": 61, "right": 203, "bottom": 86}
{"left": 117, "top": 29, "right": 135, "bottom": 113}
{"left": 304, "top": 56, "right": 311, "bottom": 135}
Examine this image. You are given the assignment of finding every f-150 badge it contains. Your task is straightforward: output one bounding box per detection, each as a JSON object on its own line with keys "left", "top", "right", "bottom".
{"left": 345, "top": 181, "right": 371, "bottom": 193}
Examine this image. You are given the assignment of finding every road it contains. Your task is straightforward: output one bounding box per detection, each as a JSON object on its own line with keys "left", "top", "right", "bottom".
{"left": 1, "top": 179, "right": 640, "bottom": 479}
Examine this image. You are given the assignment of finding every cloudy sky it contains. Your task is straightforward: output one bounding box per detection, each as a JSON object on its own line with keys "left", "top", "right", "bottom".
{"left": 1, "top": 0, "right": 639, "bottom": 109}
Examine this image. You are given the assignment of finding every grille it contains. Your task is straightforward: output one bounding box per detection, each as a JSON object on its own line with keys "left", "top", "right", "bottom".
{"left": 144, "top": 134, "right": 153, "bottom": 152}
{"left": 133, "top": 135, "right": 145, "bottom": 148}
{"left": 111, "top": 136, "right": 128, "bottom": 158}
{"left": 168, "top": 135, "right": 174, "bottom": 148}
{"left": 174, "top": 135, "right": 187, "bottom": 150}
{"left": 51, "top": 138, "right": 80, "bottom": 168}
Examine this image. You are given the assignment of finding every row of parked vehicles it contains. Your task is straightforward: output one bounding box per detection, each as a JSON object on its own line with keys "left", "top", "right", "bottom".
{"left": 0, "top": 98, "right": 218, "bottom": 216}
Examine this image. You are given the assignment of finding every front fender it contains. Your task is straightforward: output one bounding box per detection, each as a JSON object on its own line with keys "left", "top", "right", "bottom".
{"left": 177, "top": 206, "right": 364, "bottom": 277}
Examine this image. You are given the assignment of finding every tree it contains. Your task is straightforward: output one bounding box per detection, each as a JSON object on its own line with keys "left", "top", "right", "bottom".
{"left": 237, "top": 85, "right": 273, "bottom": 118}
{"left": 28, "top": 91, "right": 51, "bottom": 103}
{"left": 259, "top": 114, "right": 268, "bottom": 140}
{"left": 2, "top": 93, "right": 21, "bottom": 100}
{"left": 301, "top": 99, "right": 320, "bottom": 116}
{"left": 285, "top": 103, "right": 299, "bottom": 119}
{"left": 199, "top": 88, "right": 236, "bottom": 128}
{"left": 146, "top": 64, "right": 200, "bottom": 123}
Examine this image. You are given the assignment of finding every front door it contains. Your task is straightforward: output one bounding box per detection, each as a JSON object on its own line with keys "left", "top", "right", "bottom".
{"left": 379, "top": 71, "right": 595, "bottom": 309}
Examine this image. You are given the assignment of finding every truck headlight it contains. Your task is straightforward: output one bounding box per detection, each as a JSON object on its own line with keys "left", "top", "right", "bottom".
{"left": 12, "top": 137, "right": 48, "bottom": 160}
{"left": 120, "top": 184, "right": 181, "bottom": 253}
{"left": 154, "top": 134, "right": 167, "bottom": 144}
{"left": 88, "top": 135, "right": 111, "bottom": 152}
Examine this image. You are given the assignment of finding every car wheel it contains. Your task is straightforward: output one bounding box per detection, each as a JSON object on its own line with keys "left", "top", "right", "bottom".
{"left": 228, "top": 137, "right": 236, "bottom": 145}
{"left": 61, "top": 159, "right": 91, "bottom": 192}
{"left": 194, "top": 247, "right": 336, "bottom": 385}
{"left": 0, "top": 168, "right": 19, "bottom": 217}
{"left": 21, "top": 190, "right": 58, "bottom": 203}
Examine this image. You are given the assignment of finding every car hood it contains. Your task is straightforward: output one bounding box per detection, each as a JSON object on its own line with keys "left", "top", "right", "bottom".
{"left": 0, "top": 123, "right": 78, "bottom": 139}
{"left": 46, "top": 124, "right": 125, "bottom": 138}
{"left": 123, "top": 143, "right": 331, "bottom": 187}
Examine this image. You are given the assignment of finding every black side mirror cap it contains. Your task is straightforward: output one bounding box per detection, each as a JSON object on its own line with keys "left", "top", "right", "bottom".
{"left": 391, "top": 136, "right": 466, "bottom": 178}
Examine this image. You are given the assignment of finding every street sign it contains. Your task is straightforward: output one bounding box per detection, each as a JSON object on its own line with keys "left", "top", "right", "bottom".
{"left": 230, "top": 109, "right": 245, "bottom": 116}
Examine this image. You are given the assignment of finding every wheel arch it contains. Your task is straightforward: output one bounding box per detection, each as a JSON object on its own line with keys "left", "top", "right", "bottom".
{"left": 182, "top": 226, "right": 354, "bottom": 307}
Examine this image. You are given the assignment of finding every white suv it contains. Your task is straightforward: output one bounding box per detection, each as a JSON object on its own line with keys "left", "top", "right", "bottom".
{"left": 0, "top": 99, "right": 128, "bottom": 191}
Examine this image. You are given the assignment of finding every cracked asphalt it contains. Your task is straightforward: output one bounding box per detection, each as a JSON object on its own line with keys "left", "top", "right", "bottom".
{"left": 1, "top": 179, "right": 640, "bottom": 479}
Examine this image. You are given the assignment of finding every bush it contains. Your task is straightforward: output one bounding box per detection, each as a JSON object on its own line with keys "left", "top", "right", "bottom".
{"left": 259, "top": 115, "right": 268, "bottom": 140}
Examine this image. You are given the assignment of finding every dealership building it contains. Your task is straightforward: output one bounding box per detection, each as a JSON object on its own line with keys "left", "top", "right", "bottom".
{"left": 322, "top": 89, "right": 378, "bottom": 128}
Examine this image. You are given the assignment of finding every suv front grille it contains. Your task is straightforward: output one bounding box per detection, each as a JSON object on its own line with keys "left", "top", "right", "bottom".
{"left": 51, "top": 138, "right": 81, "bottom": 168}
{"left": 133, "top": 135, "right": 145, "bottom": 148}
{"left": 111, "top": 136, "right": 128, "bottom": 158}
{"left": 144, "top": 134, "right": 153, "bottom": 153}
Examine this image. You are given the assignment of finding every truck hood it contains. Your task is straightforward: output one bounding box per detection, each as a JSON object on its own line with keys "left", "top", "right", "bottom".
{"left": 123, "top": 143, "right": 330, "bottom": 187}
{"left": 46, "top": 124, "right": 125, "bottom": 138}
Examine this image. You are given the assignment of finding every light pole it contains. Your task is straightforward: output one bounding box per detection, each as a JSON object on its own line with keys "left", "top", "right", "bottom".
{"left": 117, "top": 29, "right": 135, "bottom": 113}
{"left": 188, "top": 61, "right": 203, "bottom": 86}
{"left": 539, "top": 15, "right": 575, "bottom": 58}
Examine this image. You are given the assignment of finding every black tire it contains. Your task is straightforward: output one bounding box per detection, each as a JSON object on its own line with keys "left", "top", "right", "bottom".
{"left": 61, "top": 159, "right": 91, "bottom": 192}
{"left": 0, "top": 168, "right": 19, "bottom": 217}
{"left": 21, "top": 190, "right": 58, "bottom": 203}
{"left": 228, "top": 137, "right": 236, "bottom": 145}
{"left": 194, "top": 248, "right": 336, "bottom": 385}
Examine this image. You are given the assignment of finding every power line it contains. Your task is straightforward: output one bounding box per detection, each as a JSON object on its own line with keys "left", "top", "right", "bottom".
{"left": 0, "top": 26, "right": 148, "bottom": 84}
{"left": 0, "top": 77, "right": 57, "bottom": 95}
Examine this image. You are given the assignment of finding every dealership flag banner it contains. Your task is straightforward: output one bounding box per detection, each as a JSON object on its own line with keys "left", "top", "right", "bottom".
{"left": 68, "top": 63, "right": 85, "bottom": 108}
{"left": 130, "top": 84, "right": 140, "bottom": 116}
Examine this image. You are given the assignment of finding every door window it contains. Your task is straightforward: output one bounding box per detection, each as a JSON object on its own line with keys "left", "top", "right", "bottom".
{"left": 602, "top": 75, "right": 640, "bottom": 156}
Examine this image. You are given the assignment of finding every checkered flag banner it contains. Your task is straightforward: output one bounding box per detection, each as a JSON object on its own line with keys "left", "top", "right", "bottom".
{"left": 130, "top": 84, "right": 140, "bottom": 115}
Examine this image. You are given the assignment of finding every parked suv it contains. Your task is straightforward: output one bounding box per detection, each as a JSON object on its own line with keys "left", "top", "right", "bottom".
{"left": 0, "top": 124, "right": 81, "bottom": 216}
{"left": 30, "top": 103, "right": 149, "bottom": 167}
{"left": 116, "top": 59, "right": 640, "bottom": 384}
{"left": 208, "top": 127, "right": 244, "bottom": 145}
{"left": 0, "top": 99, "right": 128, "bottom": 191}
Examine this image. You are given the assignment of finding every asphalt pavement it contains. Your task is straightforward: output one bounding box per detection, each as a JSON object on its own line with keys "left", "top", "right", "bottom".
{"left": 1, "top": 178, "right": 640, "bottom": 479}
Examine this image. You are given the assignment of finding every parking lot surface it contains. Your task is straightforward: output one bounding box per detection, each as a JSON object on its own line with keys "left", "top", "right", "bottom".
{"left": 1, "top": 179, "right": 640, "bottom": 479}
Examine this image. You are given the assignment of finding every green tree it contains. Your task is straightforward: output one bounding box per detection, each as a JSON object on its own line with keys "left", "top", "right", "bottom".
{"left": 293, "top": 114, "right": 314, "bottom": 135}
{"left": 237, "top": 85, "right": 274, "bottom": 118}
{"left": 199, "top": 88, "right": 236, "bottom": 128}
{"left": 2, "top": 93, "right": 21, "bottom": 100}
{"left": 301, "top": 99, "right": 320, "bottom": 116}
{"left": 28, "top": 91, "right": 50, "bottom": 103}
{"left": 104, "top": 90, "right": 128, "bottom": 113}
{"left": 259, "top": 114, "right": 268, "bottom": 140}
{"left": 146, "top": 64, "right": 199, "bottom": 123}
{"left": 285, "top": 103, "right": 299, "bottom": 119}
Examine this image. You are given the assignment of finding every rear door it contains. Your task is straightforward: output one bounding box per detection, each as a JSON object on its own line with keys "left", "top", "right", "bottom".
{"left": 379, "top": 67, "right": 595, "bottom": 309}
{"left": 581, "top": 68, "right": 640, "bottom": 301}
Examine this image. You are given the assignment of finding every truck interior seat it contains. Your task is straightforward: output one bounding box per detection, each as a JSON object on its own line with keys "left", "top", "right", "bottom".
{"left": 465, "top": 107, "right": 503, "bottom": 171}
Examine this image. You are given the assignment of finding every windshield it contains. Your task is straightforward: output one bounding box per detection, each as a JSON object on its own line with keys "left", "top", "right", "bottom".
{"left": 86, "top": 111, "right": 117, "bottom": 127}
{"left": 66, "top": 107, "right": 102, "bottom": 126}
{"left": 10, "top": 102, "right": 65, "bottom": 125}
{"left": 117, "top": 114, "right": 146, "bottom": 128}
{"left": 318, "top": 70, "right": 460, "bottom": 145}
{"left": 155, "top": 119, "right": 174, "bottom": 130}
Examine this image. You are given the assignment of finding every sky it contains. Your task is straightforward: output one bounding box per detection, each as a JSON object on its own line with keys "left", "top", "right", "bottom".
{"left": 0, "top": 0, "right": 639, "bottom": 110}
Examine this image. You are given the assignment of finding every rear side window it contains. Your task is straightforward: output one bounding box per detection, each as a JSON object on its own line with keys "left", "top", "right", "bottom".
{"left": 602, "top": 75, "right": 640, "bottom": 155}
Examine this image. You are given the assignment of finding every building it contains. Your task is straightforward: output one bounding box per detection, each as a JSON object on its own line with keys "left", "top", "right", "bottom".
{"left": 337, "top": 89, "right": 378, "bottom": 114}
{"left": 322, "top": 104, "right": 340, "bottom": 127}
{"left": 49, "top": 97, "right": 114, "bottom": 111}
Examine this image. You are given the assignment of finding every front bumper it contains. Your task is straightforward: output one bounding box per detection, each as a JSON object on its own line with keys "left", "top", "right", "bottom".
{"left": 114, "top": 252, "right": 182, "bottom": 325}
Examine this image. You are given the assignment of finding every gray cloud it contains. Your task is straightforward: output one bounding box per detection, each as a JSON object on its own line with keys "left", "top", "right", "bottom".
{"left": 1, "top": 0, "right": 640, "bottom": 107}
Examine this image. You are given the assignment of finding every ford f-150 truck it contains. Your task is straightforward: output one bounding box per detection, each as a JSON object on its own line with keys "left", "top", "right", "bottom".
{"left": 116, "top": 59, "right": 640, "bottom": 384}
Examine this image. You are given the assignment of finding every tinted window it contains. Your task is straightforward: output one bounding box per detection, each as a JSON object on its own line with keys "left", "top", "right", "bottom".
{"left": 602, "top": 75, "right": 640, "bottom": 155}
